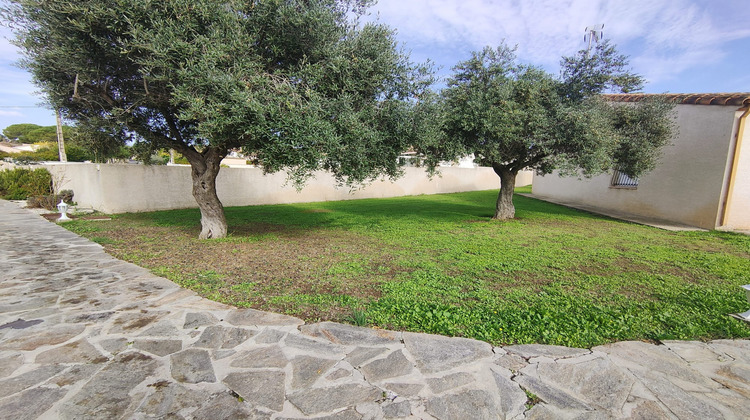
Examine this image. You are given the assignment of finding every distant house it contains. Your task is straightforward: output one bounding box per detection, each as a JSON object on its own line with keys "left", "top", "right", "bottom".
{"left": 532, "top": 93, "right": 750, "bottom": 231}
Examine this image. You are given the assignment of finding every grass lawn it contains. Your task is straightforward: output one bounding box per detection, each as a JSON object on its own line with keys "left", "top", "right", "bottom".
{"left": 62, "top": 187, "right": 750, "bottom": 348}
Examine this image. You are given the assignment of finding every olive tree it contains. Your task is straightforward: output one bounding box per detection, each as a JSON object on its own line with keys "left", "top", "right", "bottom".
{"left": 4, "top": 0, "right": 432, "bottom": 238}
{"left": 440, "top": 41, "right": 674, "bottom": 219}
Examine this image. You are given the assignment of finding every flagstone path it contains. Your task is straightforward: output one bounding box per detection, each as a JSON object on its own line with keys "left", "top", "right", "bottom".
{"left": 1, "top": 199, "right": 749, "bottom": 419}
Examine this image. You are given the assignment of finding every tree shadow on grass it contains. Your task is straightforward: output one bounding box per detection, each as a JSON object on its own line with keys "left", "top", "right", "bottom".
{"left": 130, "top": 189, "right": 620, "bottom": 237}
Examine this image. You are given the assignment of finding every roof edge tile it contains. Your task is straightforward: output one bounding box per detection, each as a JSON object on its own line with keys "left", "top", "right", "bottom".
{"left": 602, "top": 93, "right": 750, "bottom": 106}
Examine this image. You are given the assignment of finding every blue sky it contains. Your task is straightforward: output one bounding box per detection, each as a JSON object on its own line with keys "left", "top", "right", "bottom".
{"left": 2, "top": 0, "right": 749, "bottom": 132}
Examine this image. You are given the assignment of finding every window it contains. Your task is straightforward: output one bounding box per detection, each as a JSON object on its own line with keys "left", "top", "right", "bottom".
{"left": 611, "top": 169, "right": 638, "bottom": 188}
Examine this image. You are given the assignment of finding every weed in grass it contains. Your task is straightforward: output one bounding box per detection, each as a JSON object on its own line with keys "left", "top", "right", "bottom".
{"left": 63, "top": 220, "right": 102, "bottom": 234}
{"left": 524, "top": 389, "right": 541, "bottom": 410}
{"left": 346, "top": 308, "right": 369, "bottom": 326}
{"left": 90, "top": 236, "right": 117, "bottom": 245}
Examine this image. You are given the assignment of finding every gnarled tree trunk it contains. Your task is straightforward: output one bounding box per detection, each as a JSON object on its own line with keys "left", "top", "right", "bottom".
{"left": 185, "top": 147, "right": 228, "bottom": 239}
{"left": 493, "top": 165, "right": 517, "bottom": 220}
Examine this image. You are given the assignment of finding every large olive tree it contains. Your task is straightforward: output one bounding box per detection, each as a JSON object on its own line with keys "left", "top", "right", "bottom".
{"left": 440, "top": 41, "right": 675, "bottom": 219}
{"left": 4, "top": 0, "right": 432, "bottom": 238}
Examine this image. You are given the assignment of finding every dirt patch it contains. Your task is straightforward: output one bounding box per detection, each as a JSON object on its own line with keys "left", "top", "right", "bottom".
{"left": 94, "top": 223, "right": 406, "bottom": 321}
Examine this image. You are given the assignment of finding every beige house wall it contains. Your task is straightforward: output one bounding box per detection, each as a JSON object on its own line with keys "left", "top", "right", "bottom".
{"left": 532, "top": 104, "right": 739, "bottom": 230}
{"left": 723, "top": 109, "right": 750, "bottom": 229}
{"left": 46, "top": 163, "right": 532, "bottom": 214}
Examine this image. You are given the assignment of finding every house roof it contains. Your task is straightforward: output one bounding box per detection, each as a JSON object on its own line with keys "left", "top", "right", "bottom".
{"left": 603, "top": 93, "right": 750, "bottom": 107}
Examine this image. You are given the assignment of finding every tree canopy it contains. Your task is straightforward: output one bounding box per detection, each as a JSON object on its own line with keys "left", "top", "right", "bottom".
{"left": 438, "top": 41, "right": 675, "bottom": 219}
{"left": 4, "top": 0, "right": 433, "bottom": 238}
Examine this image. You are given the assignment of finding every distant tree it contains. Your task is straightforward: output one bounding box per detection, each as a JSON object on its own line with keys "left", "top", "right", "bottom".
{"left": 2, "top": 123, "right": 41, "bottom": 141}
{"left": 439, "top": 41, "right": 675, "bottom": 219}
{"left": 24, "top": 125, "right": 76, "bottom": 143}
{"left": 5, "top": 0, "right": 433, "bottom": 238}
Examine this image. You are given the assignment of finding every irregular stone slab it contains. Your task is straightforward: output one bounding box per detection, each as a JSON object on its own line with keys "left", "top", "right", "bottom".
{"left": 99, "top": 337, "right": 129, "bottom": 354}
{"left": 170, "top": 349, "right": 216, "bottom": 383}
{"left": 505, "top": 344, "right": 590, "bottom": 360}
{"left": 190, "top": 391, "right": 267, "bottom": 420}
{"left": 513, "top": 374, "right": 592, "bottom": 411}
{"left": 288, "top": 384, "right": 382, "bottom": 415}
{"left": 291, "top": 356, "right": 337, "bottom": 389}
{"left": 383, "top": 400, "right": 411, "bottom": 418}
{"left": 60, "top": 351, "right": 158, "bottom": 419}
{"left": 193, "top": 325, "right": 256, "bottom": 349}
{"left": 277, "top": 408, "right": 361, "bottom": 420}
{"left": 67, "top": 311, "right": 115, "bottom": 324}
{"left": 300, "top": 322, "right": 400, "bottom": 346}
{"left": 1, "top": 323, "right": 85, "bottom": 351}
{"left": 426, "top": 389, "right": 499, "bottom": 420}
{"left": 634, "top": 369, "right": 724, "bottom": 420}
{"left": 140, "top": 381, "right": 207, "bottom": 417}
{"left": 134, "top": 339, "right": 183, "bottom": 356}
{"left": 0, "top": 296, "right": 57, "bottom": 312}
{"left": 46, "top": 364, "right": 102, "bottom": 388}
{"left": 716, "top": 363, "right": 750, "bottom": 390}
{"left": 327, "top": 368, "right": 352, "bottom": 381}
{"left": 403, "top": 332, "right": 492, "bottom": 374}
{"left": 138, "top": 320, "right": 182, "bottom": 337}
{"left": 230, "top": 345, "right": 288, "bottom": 369}
{"left": 0, "top": 353, "right": 23, "bottom": 378}
{"left": 523, "top": 403, "right": 589, "bottom": 420}
{"left": 254, "top": 328, "right": 287, "bottom": 344}
{"left": 183, "top": 312, "right": 219, "bottom": 329}
{"left": 223, "top": 370, "right": 286, "bottom": 411}
{"left": 521, "top": 356, "right": 634, "bottom": 412}
{"left": 35, "top": 338, "right": 109, "bottom": 364}
{"left": 214, "top": 349, "right": 237, "bottom": 360}
{"left": 109, "top": 311, "right": 166, "bottom": 334}
{"left": 596, "top": 341, "right": 717, "bottom": 391}
{"left": 697, "top": 380, "right": 750, "bottom": 419}
{"left": 0, "top": 364, "right": 66, "bottom": 398}
{"left": 383, "top": 382, "right": 425, "bottom": 398}
{"left": 346, "top": 346, "right": 389, "bottom": 367}
{"left": 360, "top": 350, "right": 413, "bottom": 382}
{"left": 708, "top": 341, "right": 750, "bottom": 364}
{"left": 0, "top": 318, "right": 44, "bottom": 329}
{"left": 225, "top": 308, "right": 303, "bottom": 327}
{"left": 284, "top": 334, "right": 343, "bottom": 355}
{"left": 427, "top": 372, "right": 475, "bottom": 394}
{"left": 0, "top": 387, "right": 67, "bottom": 420}
{"left": 495, "top": 352, "right": 528, "bottom": 373}
{"left": 662, "top": 340, "right": 728, "bottom": 363}
{"left": 492, "top": 368, "right": 532, "bottom": 420}
{"left": 626, "top": 399, "right": 671, "bottom": 420}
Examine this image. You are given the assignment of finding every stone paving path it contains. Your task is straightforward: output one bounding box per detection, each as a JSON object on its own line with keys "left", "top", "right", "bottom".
{"left": 1, "top": 199, "right": 750, "bottom": 420}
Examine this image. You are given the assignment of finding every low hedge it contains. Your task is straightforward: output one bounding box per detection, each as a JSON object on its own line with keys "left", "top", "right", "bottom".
{"left": 0, "top": 167, "right": 53, "bottom": 200}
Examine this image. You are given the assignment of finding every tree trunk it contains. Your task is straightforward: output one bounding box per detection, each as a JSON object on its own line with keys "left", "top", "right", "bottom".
{"left": 55, "top": 110, "right": 67, "bottom": 162}
{"left": 186, "top": 148, "right": 228, "bottom": 239}
{"left": 493, "top": 166, "right": 517, "bottom": 220}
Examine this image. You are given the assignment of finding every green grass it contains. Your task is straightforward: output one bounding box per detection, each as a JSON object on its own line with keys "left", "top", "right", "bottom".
{"left": 61, "top": 188, "right": 750, "bottom": 348}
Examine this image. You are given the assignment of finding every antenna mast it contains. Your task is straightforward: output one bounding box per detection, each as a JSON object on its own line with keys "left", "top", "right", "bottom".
{"left": 584, "top": 24, "right": 604, "bottom": 55}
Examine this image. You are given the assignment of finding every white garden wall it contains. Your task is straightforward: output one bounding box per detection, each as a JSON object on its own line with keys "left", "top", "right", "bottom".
{"left": 45, "top": 163, "right": 533, "bottom": 214}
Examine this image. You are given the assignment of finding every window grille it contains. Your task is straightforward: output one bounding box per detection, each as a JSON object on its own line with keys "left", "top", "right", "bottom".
{"left": 611, "top": 169, "right": 638, "bottom": 188}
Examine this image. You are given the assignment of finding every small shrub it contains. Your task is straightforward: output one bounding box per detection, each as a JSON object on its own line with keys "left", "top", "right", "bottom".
{"left": 27, "top": 189, "right": 75, "bottom": 211}
{"left": 0, "top": 168, "right": 53, "bottom": 199}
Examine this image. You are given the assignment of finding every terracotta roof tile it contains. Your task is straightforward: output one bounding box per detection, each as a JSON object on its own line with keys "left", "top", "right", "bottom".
{"left": 603, "top": 93, "right": 750, "bottom": 106}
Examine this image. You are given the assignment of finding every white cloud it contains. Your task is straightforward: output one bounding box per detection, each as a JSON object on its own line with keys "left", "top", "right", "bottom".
{"left": 368, "top": 0, "right": 750, "bottom": 86}
{"left": 0, "top": 110, "right": 24, "bottom": 117}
